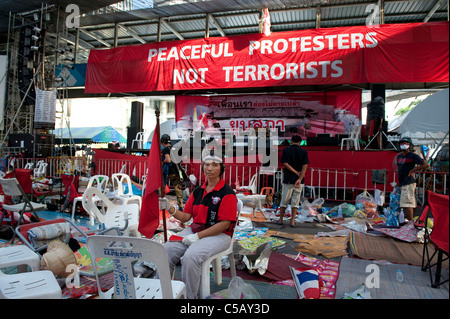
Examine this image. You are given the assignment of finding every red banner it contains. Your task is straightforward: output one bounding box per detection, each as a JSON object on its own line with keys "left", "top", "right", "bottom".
{"left": 85, "top": 22, "right": 449, "bottom": 94}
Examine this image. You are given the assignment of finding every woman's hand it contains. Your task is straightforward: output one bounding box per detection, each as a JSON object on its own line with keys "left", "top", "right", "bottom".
{"left": 182, "top": 233, "right": 199, "bottom": 246}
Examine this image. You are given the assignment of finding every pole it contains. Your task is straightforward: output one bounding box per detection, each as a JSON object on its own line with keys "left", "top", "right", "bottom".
{"left": 155, "top": 106, "right": 168, "bottom": 242}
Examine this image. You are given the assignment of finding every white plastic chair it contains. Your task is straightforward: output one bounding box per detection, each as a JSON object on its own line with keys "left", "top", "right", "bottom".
{"left": 82, "top": 187, "right": 140, "bottom": 237}
{"left": 0, "top": 270, "right": 62, "bottom": 299}
{"left": 131, "top": 132, "right": 145, "bottom": 149}
{"left": 199, "top": 199, "right": 242, "bottom": 299}
{"left": 86, "top": 235, "right": 186, "bottom": 299}
{"left": 341, "top": 125, "right": 361, "bottom": 151}
{"left": 24, "top": 162, "right": 34, "bottom": 170}
{"left": 237, "top": 173, "right": 258, "bottom": 194}
{"left": 0, "top": 245, "right": 40, "bottom": 273}
{"left": 0, "top": 178, "right": 46, "bottom": 233}
{"left": 71, "top": 175, "right": 109, "bottom": 221}
{"left": 111, "top": 173, "right": 142, "bottom": 207}
{"left": 33, "top": 161, "right": 47, "bottom": 179}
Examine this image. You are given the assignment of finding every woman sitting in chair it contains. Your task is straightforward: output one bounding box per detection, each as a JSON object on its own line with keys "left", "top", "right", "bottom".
{"left": 160, "top": 150, "right": 237, "bottom": 299}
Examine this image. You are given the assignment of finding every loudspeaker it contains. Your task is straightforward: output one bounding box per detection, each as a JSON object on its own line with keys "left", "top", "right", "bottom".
{"left": 9, "top": 133, "right": 55, "bottom": 157}
{"left": 9, "top": 133, "right": 34, "bottom": 150}
{"left": 130, "top": 101, "right": 144, "bottom": 132}
{"left": 18, "top": 26, "right": 36, "bottom": 106}
{"left": 34, "top": 144, "right": 53, "bottom": 158}
{"left": 371, "top": 84, "right": 386, "bottom": 104}
{"left": 35, "top": 134, "right": 55, "bottom": 145}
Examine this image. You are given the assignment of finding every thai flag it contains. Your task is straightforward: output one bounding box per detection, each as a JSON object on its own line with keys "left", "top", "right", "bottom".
{"left": 290, "top": 267, "right": 321, "bottom": 299}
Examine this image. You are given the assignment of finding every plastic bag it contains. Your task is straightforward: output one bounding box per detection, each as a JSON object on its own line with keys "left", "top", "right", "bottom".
{"left": 300, "top": 198, "right": 324, "bottom": 216}
{"left": 342, "top": 284, "right": 372, "bottom": 299}
{"left": 384, "top": 207, "right": 399, "bottom": 227}
{"left": 341, "top": 220, "right": 367, "bottom": 233}
{"left": 189, "top": 174, "right": 197, "bottom": 185}
{"left": 228, "top": 276, "right": 261, "bottom": 299}
{"left": 328, "top": 203, "right": 356, "bottom": 217}
{"left": 355, "top": 190, "right": 376, "bottom": 212}
{"left": 389, "top": 191, "right": 400, "bottom": 213}
{"left": 241, "top": 243, "right": 272, "bottom": 275}
{"left": 235, "top": 219, "right": 253, "bottom": 232}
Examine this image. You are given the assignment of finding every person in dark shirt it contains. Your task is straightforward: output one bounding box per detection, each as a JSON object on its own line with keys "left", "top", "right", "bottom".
{"left": 395, "top": 136, "right": 429, "bottom": 221}
{"left": 161, "top": 134, "right": 184, "bottom": 210}
{"left": 161, "top": 134, "right": 172, "bottom": 186}
{"left": 367, "top": 96, "right": 385, "bottom": 149}
{"left": 277, "top": 135, "right": 309, "bottom": 227}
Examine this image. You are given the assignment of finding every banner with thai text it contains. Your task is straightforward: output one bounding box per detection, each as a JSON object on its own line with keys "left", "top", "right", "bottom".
{"left": 175, "top": 90, "right": 361, "bottom": 139}
{"left": 85, "top": 22, "right": 449, "bottom": 94}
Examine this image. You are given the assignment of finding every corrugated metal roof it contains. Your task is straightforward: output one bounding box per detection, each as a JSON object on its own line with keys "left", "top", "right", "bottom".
{"left": 3, "top": 0, "right": 448, "bottom": 63}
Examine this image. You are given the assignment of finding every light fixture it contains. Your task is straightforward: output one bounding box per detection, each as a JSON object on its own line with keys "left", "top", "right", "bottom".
{"left": 31, "top": 46, "right": 39, "bottom": 51}
{"left": 31, "top": 35, "right": 39, "bottom": 41}
{"left": 33, "top": 26, "right": 41, "bottom": 33}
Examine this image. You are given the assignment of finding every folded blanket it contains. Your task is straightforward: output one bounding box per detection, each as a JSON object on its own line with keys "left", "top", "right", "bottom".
{"left": 28, "top": 222, "right": 71, "bottom": 248}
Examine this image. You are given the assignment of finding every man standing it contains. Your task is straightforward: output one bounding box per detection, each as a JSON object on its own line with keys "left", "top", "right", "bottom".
{"left": 395, "top": 137, "right": 429, "bottom": 221}
{"left": 277, "top": 135, "right": 309, "bottom": 227}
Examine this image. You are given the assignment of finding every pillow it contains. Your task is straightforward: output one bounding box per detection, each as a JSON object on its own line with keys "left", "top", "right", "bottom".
{"left": 27, "top": 222, "right": 71, "bottom": 248}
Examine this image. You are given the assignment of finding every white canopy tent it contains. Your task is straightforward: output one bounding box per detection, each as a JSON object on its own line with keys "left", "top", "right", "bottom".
{"left": 389, "top": 88, "right": 449, "bottom": 148}
{"left": 147, "top": 119, "right": 177, "bottom": 144}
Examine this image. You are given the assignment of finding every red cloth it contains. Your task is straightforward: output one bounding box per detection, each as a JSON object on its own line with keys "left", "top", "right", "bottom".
{"left": 427, "top": 192, "right": 449, "bottom": 253}
{"left": 138, "top": 124, "right": 163, "bottom": 238}
{"left": 61, "top": 174, "right": 80, "bottom": 202}
{"left": 13, "top": 169, "right": 32, "bottom": 194}
{"left": 261, "top": 251, "right": 309, "bottom": 282}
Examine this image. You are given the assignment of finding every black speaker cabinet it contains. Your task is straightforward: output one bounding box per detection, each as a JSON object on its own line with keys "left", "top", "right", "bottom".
{"left": 35, "top": 134, "right": 55, "bottom": 145}
{"left": 35, "top": 144, "right": 53, "bottom": 158}
{"left": 9, "top": 133, "right": 34, "bottom": 150}
{"left": 130, "top": 101, "right": 144, "bottom": 132}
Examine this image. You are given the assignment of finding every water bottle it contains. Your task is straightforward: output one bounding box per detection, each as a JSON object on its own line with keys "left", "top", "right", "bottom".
{"left": 337, "top": 206, "right": 343, "bottom": 218}
{"left": 396, "top": 270, "right": 404, "bottom": 283}
{"left": 399, "top": 209, "right": 405, "bottom": 224}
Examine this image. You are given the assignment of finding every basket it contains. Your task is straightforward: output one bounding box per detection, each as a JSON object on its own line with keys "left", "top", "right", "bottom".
{"left": 41, "top": 239, "right": 77, "bottom": 277}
